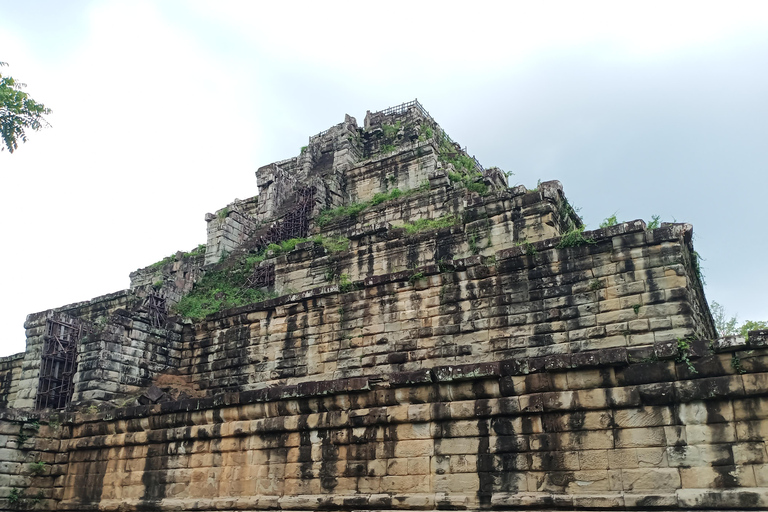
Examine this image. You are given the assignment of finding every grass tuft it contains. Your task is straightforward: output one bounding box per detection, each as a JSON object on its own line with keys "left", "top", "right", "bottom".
{"left": 556, "top": 226, "right": 596, "bottom": 249}
{"left": 396, "top": 215, "right": 459, "bottom": 235}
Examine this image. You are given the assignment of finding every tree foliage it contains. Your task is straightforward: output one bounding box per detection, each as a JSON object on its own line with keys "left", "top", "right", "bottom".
{"left": 710, "top": 301, "right": 766, "bottom": 340}
{"left": 0, "top": 62, "right": 51, "bottom": 153}
{"left": 710, "top": 301, "right": 739, "bottom": 336}
{"left": 739, "top": 320, "right": 768, "bottom": 340}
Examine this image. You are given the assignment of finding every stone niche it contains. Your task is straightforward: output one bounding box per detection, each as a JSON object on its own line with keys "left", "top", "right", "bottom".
{"left": 3, "top": 100, "right": 767, "bottom": 512}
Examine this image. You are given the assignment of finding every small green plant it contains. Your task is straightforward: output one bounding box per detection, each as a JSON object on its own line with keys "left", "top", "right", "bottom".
{"left": 396, "top": 215, "right": 459, "bottom": 235}
{"left": 691, "top": 249, "right": 705, "bottom": 285}
{"left": 300, "top": 145, "right": 307, "bottom": 154}
{"left": 29, "top": 421, "right": 40, "bottom": 432}
{"left": 152, "top": 279, "right": 163, "bottom": 290}
{"left": 447, "top": 169, "right": 487, "bottom": 195}
{"left": 275, "top": 237, "right": 309, "bottom": 254}
{"left": 31, "top": 491, "right": 44, "bottom": 506}
{"left": 381, "top": 143, "right": 395, "bottom": 153}
{"left": 469, "top": 232, "right": 480, "bottom": 255}
{"left": 373, "top": 192, "right": 390, "bottom": 206}
{"left": 408, "top": 270, "right": 425, "bottom": 284}
{"left": 731, "top": 354, "right": 746, "bottom": 375}
{"left": 17, "top": 431, "right": 29, "bottom": 446}
{"left": 466, "top": 181, "right": 488, "bottom": 195}
{"left": 556, "top": 226, "right": 596, "bottom": 249}
{"left": 316, "top": 202, "right": 368, "bottom": 226}
{"left": 188, "top": 244, "right": 206, "bottom": 257}
{"left": 437, "top": 259, "right": 455, "bottom": 273}
{"left": 557, "top": 199, "right": 581, "bottom": 232}
{"left": 632, "top": 304, "right": 641, "bottom": 315}
{"left": 8, "top": 488, "right": 21, "bottom": 505}
{"left": 423, "top": 125, "right": 433, "bottom": 139}
{"left": 517, "top": 240, "right": 537, "bottom": 256}
{"left": 385, "top": 187, "right": 403, "bottom": 200}
{"left": 218, "top": 207, "right": 229, "bottom": 220}
{"left": 338, "top": 273, "right": 355, "bottom": 293}
{"left": 371, "top": 190, "right": 396, "bottom": 205}
{"left": 149, "top": 254, "right": 175, "bottom": 269}
{"left": 48, "top": 419, "right": 60, "bottom": 430}
{"left": 146, "top": 244, "right": 206, "bottom": 270}
{"left": 29, "top": 461, "right": 46, "bottom": 476}
{"left": 676, "top": 337, "right": 698, "bottom": 374}
{"left": 647, "top": 215, "right": 661, "bottom": 230}
{"left": 316, "top": 187, "right": 427, "bottom": 227}
{"left": 312, "top": 235, "right": 349, "bottom": 253}
{"left": 6, "top": 487, "right": 40, "bottom": 508}
{"left": 245, "top": 253, "right": 266, "bottom": 267}
{"left": 599, "top": 213, "right": 618, "bottom": 228}
{"left": 381, "top": 121, "right": 401, "bottom": 138}
{"left": 589, "top": 279, "right": 604, "bottom": 291}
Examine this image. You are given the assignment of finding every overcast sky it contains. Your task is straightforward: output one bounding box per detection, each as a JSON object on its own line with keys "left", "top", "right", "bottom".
{"left": 2, "top": 1, "right": 767, "bottom": 356}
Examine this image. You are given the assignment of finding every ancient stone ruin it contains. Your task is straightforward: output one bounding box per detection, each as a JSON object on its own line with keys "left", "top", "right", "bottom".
{"left": 2, "top": 100, "right": 767, "bottom": 511}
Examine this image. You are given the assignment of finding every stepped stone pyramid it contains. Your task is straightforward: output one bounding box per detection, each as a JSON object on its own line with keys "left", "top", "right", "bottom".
{"left": 1, "top": 100, "right": 768, "bottom": 511}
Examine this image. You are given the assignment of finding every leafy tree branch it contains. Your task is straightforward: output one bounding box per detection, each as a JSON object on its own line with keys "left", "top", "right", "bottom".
{"left": 1, "top": 61, "right": 51, "bottom": 153}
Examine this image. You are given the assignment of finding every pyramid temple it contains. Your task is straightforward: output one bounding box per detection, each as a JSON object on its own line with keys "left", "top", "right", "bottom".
{"left": 1, "top": 100, "right": 767, "bottom": 511}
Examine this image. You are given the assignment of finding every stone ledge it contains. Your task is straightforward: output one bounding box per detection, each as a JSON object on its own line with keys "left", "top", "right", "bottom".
{"left": 48, "top": 367, "right": 768, "bottom": 438}
{"left": 192, "top": 217, "right": 694, "bottom": 329}
{"left": 56, "top": 489, "right": 768, "bottom": 511}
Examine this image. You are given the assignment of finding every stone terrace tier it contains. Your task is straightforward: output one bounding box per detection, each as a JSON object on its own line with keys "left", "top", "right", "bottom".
{"left": 178, "top": 220, "right": 714, "bottom": 395}
{"left": 3, "top": 329, "right": 768, "bottom": 511}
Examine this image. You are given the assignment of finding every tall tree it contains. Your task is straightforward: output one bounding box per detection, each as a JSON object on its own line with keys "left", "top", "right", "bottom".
{"left": 710, "top": 301, "right": 738, "bottom": 337}
{"left": 710, "top": 301, "right": 767, "bottom": 340}
{"left": 0, "top": 62, "right": 51, "bottom": 153}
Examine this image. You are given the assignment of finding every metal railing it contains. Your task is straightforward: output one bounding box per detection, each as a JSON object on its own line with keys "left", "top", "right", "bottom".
{"left": 311, "top": 128, "right": 330, "bottom": 140}
{"left": 372, "top": 99, "right": 433, "bottom": 122}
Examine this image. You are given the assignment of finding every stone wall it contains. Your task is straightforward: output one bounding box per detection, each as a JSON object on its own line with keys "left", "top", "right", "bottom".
{"left": 14, "top": 297, "right": 182, "bottom": 410}
{"left": 344, "top": 142, "right": 438, "bottom": 204}
{"left": 3, "top": 331, "right": 767, "bottom": 511}
{"left": 130, "top": 249, "right": 207, "bottom": 307}
{"left": 176, "top": 220, "right": 713, "bottom": 397}
{"left": 16, "top": 297, "right": 132, "bottom": 410}
{"left": 70, "top": 309, "right": 184, "bottom": 405}
{"left": 0, "top": 410, "right": 63, "bottom": 511}
{"left": 205, "top": 201, "right": 260, "bottom": 266}
{"left": 0, "top": 354, "right": 23, "bottom": 409}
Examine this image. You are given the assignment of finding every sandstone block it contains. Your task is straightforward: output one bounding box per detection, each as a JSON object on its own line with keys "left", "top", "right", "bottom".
{"left": 621, "top": 467, "right": 681, "bottom": 491}
{"left": 679, "top": 464, "right": 756, "bottom": 488}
